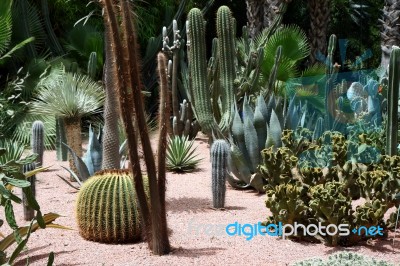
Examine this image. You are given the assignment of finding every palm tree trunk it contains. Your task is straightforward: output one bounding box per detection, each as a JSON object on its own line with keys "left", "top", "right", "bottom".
{"left": 64, "top": 117, "right": 82, "bottom": 178}
{"left": 246, "top": 0, "right": 263, "bottom": 38}
{"left": 381, "top": 0, "right": 400, "bottom": 68}
{"left": 101, "top": 21, "right": 121, "bottom": 170}
{"left": 308, "top": 0, "right": 331, "bottom": 65}
{"left": 263, "top": 0, "right": 280, "bottom": 29}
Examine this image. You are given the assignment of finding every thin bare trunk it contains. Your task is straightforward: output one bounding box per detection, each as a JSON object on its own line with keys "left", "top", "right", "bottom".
{"left": 309, "top": 0, "right": 331, "bottom": 65}
{"left": 64, "top": 117, "right": 82, "bottom": 180}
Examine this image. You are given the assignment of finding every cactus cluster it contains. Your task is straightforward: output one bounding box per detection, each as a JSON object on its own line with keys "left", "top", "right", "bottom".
{"left": 75, "top": 170, "right": 142, "bottom": 243}
{"left": 261, "top": 128, "right": 400, "bottom": 246}
{"left": 292, "top": 252, "right": 393, "bottom": 266}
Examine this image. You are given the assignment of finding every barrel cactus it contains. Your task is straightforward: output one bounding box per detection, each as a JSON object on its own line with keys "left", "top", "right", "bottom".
{"left": 75, "top": 170, "right": 142, "bottom": 243}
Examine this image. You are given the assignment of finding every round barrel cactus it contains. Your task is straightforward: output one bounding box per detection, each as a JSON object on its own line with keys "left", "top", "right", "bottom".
{"left": 76, "top": 170, "right": 142, "bottom": 243}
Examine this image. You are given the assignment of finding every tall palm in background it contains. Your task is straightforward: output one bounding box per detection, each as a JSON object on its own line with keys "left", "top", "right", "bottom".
{"left": 245, "top": 0, "right": 292, "bottom": 38}
{"left": 380, "top": 0, "right": 400, "bottom": 68}
{"left": 30, "top": 66, "right": 105, "bottom": 170}
{"left": 308, "top": 0, "right": 331, "bottom": 64}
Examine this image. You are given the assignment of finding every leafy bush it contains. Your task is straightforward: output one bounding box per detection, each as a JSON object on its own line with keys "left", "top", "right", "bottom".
{"left": 166, "top": 136, "right": 202, "bottom": 172}
{"left": 0, "top": 148, "right": 67, "bottom": 264}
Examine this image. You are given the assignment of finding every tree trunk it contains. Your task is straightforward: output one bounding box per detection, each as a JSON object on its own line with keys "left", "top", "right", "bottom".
{"left": 101, "top": 21, "right": 121, "bottom": 170}
{"left": 381, "top": 0, "right": 400, "bottom": 68}
{"left": 308, "top": 0, "right": 331, "bottom": 65}
{"left": 246, "top": 0, "right": 263, "bottom": 38}
{"left": 263, "top": 0, "right": 281, "bottom": 29}
{"left": 64, "top": 117, "right": 82, "bottom": 179}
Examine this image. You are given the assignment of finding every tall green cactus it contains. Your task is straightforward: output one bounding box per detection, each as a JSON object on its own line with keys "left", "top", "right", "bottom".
{"left": 211, "top": 139, "right": 229, "bottom": 208}
{"left": 216, "top": 6, "right": 236, "bottom": 134}
{"left": 386, "top": 46, "right": 400, "bottom": 156}
{"left": 31, "top": 120, "right": 44, "bottom": 167}
{"left": 187, "top": 8, "right": 216, "bottom": 136}
{"left": 87, "top": 51, "right": 97, "bottom": 79}
{"left": 75, "top": 170, "right": 141, "bottom": 243}
{"left": 56, "top": 118, "right": 68, "bottom": 161}
{"left": 22, "top": 162, "right": 36, "bottom": 221}
{"left": 324, "top": 34, "right": 337, "bottom": 130}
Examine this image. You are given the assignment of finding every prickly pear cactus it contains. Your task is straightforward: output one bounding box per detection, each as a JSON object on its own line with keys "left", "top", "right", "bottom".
{"left": 211, "top": 140, "right": 229, "bottom": 208}
{"left": 76, "top": 170, "right": 142, "bottom": 243}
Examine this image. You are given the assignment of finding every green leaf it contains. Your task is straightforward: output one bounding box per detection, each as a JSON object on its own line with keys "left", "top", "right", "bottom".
{"left": 2, "top": 177, "right": 30, "bottom": 188}
{"left": 15, "top": 154, "right": 37, "bottom": 165}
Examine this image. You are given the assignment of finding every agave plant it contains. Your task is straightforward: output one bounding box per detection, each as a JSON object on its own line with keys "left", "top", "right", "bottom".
{"left": 57, "top": 126, "right": 128, "bottom": 190}
{"left": 30, "top": 65, "right": 105, "bottom": 171}
{"left": 166, "top": 136, "right": 202, "bottom": 172}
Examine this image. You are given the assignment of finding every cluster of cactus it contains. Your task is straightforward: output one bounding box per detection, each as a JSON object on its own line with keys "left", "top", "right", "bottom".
{"left": 261, "top": 128, "right": 400, "bottom": 246}
{"left": 75, "top": 170, "right": 142, "bottom": 243}
{"left": 292, "top": 251, "right": 393, "bottom": 266}
{"left": 162, "top": 21, "right": 199, "bottom": 139}
{"left": 184, "top": 5, "right": 287, "bottom": 140}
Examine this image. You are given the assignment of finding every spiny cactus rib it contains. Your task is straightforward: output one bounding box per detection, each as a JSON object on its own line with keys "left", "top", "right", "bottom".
{"left": 76, "top": 170, "right": 141, "bottom": 243}
{"left": 187, "top": 8, "right": 215, "bottom": 136}
{"left": 211, "top": 140, "right": 229, "bottom": 208}
{"left": 31, "top": 121, "right": 44, "bottom": 167}
{"left": 386, "top": 46, "right": 400, "bottom": 156}
{"left": 216, "top": 6, "right": 236, "bottom": 134}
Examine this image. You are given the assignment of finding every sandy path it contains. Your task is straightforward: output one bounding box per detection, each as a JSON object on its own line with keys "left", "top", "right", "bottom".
{"left": 1, "top": 133, "right": 400, "bottom": 265}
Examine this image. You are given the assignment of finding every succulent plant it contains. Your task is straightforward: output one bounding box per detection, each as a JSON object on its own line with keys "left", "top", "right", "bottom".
{"left": 211, "top": 140, "right": 229, "bottom": 209}
{"left": 31, "top": 120, "right": 44, "bottom": 167}
{"left": 75, "top": 170, "right": 142, "bottom": 243}
{"left": 292, "top": 251, "right": 394, "bottom": 266}
{"left": 166, "top": 135, "right": 202, "bottom": 172}
{"left": 22, "top": 162, "right": 36, "bottom": 221}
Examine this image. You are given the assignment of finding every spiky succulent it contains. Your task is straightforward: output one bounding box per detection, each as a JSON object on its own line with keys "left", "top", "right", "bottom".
{"left": 166, "top": 136, "right": 202, "bottom": 172}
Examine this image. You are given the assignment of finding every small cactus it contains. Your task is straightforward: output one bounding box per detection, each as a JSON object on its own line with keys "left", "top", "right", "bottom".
{"left": 31, "top": 120, "right": 44, "bottom": 167}
{"left": 211, "top": 140, "right": 229, "bottom": 208}
{"left": 22, "top": 163, "right": 36, "bottom": 221}
{"left": 75, "top": 170, "right": 142, "bottom": 243}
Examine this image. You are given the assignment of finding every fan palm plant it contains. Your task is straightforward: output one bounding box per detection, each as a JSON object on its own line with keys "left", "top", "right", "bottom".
{"left": 30, "top": 66, "right": 105, "bottom": 170}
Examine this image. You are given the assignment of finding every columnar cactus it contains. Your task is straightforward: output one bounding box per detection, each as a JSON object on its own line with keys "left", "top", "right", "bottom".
{"left": 187, "top": 8, "right": 216, "bottom": 137}
{"left": 75, "top": 170, "right": 141, "bottom": 243}
{"left": 31, "top": 120, "right": 44, "bottom": 167}
{"left": 22, "top": 162, "right": 36, "bottom": 221}
{"left": 87, "top": 51, "right": 97, "bottom": 79}
{"left": 216, "top": 6, "right": 236, "bottom": 134}
{"left": 386, "top": 46, "right": 400, "bottom": 156}
{"left": 211, "top": 140, "right": 229, "bottom": 208}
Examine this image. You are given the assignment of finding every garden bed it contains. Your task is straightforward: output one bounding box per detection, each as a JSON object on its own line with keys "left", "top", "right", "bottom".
{"left": 2, "top": 134, "right": 399, "bottom": 266}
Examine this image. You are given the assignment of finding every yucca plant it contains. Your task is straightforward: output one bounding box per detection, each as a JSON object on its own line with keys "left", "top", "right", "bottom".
{"left": 30, "top": 65, "right": 105, "bottom": 172}
{"left": 166, "top": 136, "right": 202, "bottom": 172}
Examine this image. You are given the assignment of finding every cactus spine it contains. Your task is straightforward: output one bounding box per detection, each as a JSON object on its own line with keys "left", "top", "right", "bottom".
{"left": 216, "top": 6, "right": 236, "bottom": 134}
{"left": 31, "top": 120, "right": 44, "bottom": 167}
{"left": 22, "top": 162, "right": 36, "bottom": 221}
{"left": 76, "top": 170, "right": 141, "bottom": 243}
{"left": 386, "top": 46, "right": 400, "bottom": 156}
{"left": 211, "top": 140, "right": 229, "bottom": 208}
{"left": 187, "top": 8, "right": 215, "bottom": 136}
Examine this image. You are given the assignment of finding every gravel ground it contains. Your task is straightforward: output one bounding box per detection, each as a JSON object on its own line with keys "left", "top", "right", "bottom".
{"left": 1, "top": 133, "right": 400, "bottom": 266}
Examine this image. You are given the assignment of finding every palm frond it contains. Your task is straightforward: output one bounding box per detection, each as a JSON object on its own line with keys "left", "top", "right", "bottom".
{"left": 30, "top": 65, "right": 105, "bottom": 118}
{"left": 0, "top": 0, "right": 13, "bottom": 55}
{"left": 264, "top": 25, "right": 310, "bottom": 63}
{"left": 0, "top": 139, "right": 25, "bottom": 164}
{"left": 12, "top": 114, "right": 56, "bottom": 149}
